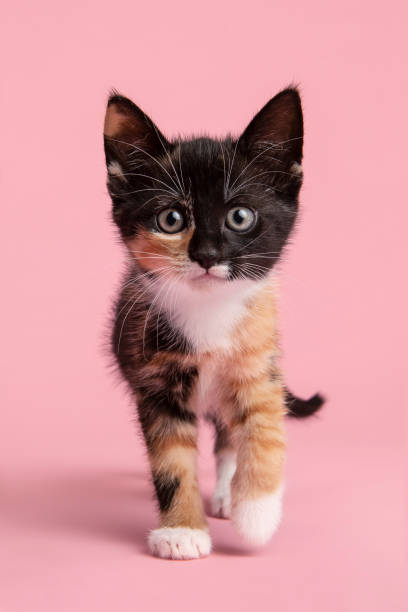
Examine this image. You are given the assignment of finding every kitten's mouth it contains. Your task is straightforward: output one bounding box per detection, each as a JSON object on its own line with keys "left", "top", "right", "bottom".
{"left": 190, "top": 270, "right": 227, "bottom": 284}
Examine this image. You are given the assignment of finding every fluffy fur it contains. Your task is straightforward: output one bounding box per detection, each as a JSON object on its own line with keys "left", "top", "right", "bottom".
{"left": 103, "top": 88, "right": 323, "bottom": 559}
{"left": 232, "top": 486, "right": 283, "bottom": 545}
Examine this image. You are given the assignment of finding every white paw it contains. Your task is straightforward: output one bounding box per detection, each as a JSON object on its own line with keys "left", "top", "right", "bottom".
{"left": 232, "top": 486, "right": 283, "bottom": 546}
{"left": 148, "top": 527, "right": 212, "bottom": 560}
{"left": 212, "top": 450, "right": 236, "bottom": 518}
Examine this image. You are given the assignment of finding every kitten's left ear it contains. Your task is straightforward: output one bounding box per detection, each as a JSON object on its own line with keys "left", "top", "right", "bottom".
{"left": 103, "top": 92, "right": 169, "bottom": 171}
{"left": 240, "top": 88, "right": 303, "bottom": 167}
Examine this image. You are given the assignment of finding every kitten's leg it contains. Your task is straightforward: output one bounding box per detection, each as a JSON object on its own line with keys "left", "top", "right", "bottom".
{"left": 211, "top": 420, "right": 236, "bottom": 518}
{"left": 229, "top": 377, "right": 286, "bottom": 546}
{"left": 138, "top": 383, "right": 210, "bottom": 560}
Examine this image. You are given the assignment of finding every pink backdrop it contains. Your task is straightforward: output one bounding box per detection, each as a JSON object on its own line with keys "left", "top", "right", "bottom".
{"left": 1, "top": 1, "right": 406, "bottom": 610}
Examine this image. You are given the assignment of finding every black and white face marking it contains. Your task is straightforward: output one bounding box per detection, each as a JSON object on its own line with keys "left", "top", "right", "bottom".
{"left": 104, "top": 88, "right": 304, "bottom": 285}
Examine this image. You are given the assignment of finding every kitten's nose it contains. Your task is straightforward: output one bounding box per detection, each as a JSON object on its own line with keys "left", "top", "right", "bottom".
{"left": 189, "top": 243, "right": 220, "bottom": 270}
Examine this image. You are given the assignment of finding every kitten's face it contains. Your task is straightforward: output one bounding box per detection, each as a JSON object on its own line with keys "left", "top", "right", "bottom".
{"left": 104, "top": 90, "right": 303, "bottom": 289}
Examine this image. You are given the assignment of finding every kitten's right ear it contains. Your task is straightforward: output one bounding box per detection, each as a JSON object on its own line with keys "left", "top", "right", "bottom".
{"left": 104, "top": 93, "right": 169, "bottom": 173}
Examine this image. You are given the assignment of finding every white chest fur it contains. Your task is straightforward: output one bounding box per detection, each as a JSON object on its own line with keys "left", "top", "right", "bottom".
{"left": 164, "top": 278, "right": 265, "bottom": 353}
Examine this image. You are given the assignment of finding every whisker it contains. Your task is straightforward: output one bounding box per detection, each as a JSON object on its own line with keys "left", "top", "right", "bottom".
{"left": 228, "top": 169, "right": 296, "bottom": 199}
{"left": 142, "top": 273, "right": 175, "bottom": 359}
{"left": 107, "top": 137, "right": 181, "bottom": 195}
{"left": 177, "top": 141, "right": 186, "bottom": 195}
{"left": 235, "top": 263, "right": 266, "bottom": 282}
{"left": 151, "top": 124, "right": 185, "bottom": 196}
{"left": 229, "top": 143, "right": 282, "bottom": 192}
{"left": 230, "top": 251, "right": 282, "bottom": 260}
{"left": 218, "top": 141, "right": 228, "bottom": 199}
{"left": 115, "top": 266, "right": 174, "bottom": 339}
{"left": 226, "top": 138, "right": 240, "bottom": 194}
{"left": 258, "top": 137, "right": 303, "bottom": 146}
{"left": 155, "top": 273, "right": 178, "bottom": 350}
{"left": 130, "top": 250, "right": 174, "bottom": 261}
{"left": 110, "top": 172, "right": 179, "bottom": 197}
{"left": 233, "top": 228, "right": 270, "bottom": 254}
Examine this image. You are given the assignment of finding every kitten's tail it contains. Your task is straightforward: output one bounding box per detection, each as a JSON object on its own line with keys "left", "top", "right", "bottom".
{"left": 285, "top": 389, "right": 325, "bottom": 418}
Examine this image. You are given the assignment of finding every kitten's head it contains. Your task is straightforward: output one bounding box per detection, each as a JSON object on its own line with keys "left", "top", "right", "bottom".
{"left": 104, "top": 88, "right": 303, "bottom": 288}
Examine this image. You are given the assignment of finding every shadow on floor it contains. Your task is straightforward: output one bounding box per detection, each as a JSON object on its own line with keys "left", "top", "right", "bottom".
{"left": 2, "top": 468, "right": 153, "bottom": 553}
{"left": 2, "top": 468, "right": 269, "bottom": 558}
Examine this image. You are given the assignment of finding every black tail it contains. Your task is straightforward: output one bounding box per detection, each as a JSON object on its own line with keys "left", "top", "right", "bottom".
{"left": 285, "top": 389, "right": 325, "bottom": 418}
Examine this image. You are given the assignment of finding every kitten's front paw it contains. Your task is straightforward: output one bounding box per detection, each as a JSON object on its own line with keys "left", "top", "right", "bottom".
{"left": 148, "top": 527, "right": 211, "bottom": 560}
{"left": 231, "top": 486, "right": 283, "bottom": 546}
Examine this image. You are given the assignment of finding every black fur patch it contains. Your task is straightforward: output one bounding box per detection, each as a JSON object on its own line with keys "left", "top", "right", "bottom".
{"left": 105, "top": 88, "right": 303, "bottom": 277}
{"left": 152, "top": 472, "right": 180, "bottom": 512}
{"left": 285, "top": 389, "right": 325, "bottom": 418}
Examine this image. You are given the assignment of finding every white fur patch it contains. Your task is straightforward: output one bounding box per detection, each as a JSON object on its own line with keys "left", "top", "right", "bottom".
{"left": 290, "top": 162, "right": 303, "bottom": 176}
{"left": 232, "top": 486, "right": 283, "bottom": 545}
{"left": 208, "top": 263, "right": 229, "bottom": 279}
{"left": 108, "top": 161, "right": 126, "bottom": 181}
{"left": 186, "top": 263, "right": 229, "bottom": 281}
{"left": 164, "top": 275, "right": 266, "bottom": 353}
{"left": 212, "top": 450, "right": 237, "bottom": 518}
{"left": 148, "top": 527, "right": 211, "bottom": 560}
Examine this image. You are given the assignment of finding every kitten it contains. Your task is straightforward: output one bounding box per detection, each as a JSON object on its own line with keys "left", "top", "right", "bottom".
{"left": 103, "top": 88, "right": 323, "bottom": 560}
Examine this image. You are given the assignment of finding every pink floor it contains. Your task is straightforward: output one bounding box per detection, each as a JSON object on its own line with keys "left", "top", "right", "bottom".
{"left": 2, "top": 377, "right": 406, "bottom": 611}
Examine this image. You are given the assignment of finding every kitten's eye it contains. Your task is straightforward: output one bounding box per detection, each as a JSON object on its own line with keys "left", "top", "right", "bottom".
{"left": 157, "top": 208, "right": 185, "bottom": 233}
{"left": 226, "top": 207, "right": 256, "bottom": 232}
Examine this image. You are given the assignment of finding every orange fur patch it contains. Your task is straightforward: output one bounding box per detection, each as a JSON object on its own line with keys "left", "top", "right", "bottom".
{"left": 149, "top": 438, "right": 207, "bottom": 529}
{"left": 128, "top": 227, "right": 193, "bottom": 274}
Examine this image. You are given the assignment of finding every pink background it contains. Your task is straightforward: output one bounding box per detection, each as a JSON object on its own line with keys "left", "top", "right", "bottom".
{"left": 1, "top": 1, "right": 406, "bottom": 610}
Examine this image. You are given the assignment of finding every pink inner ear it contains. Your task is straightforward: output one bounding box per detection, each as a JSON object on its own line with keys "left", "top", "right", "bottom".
{"left": 103, "top": 97, "right": 168, "bottom": 156}
{"left": 104, "top": 104, "right": 129, "bottom": 138}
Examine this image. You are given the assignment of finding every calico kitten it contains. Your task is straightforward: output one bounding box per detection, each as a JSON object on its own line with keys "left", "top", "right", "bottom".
{"left": 103, "top": 88, "right": 323, "bottom": 560}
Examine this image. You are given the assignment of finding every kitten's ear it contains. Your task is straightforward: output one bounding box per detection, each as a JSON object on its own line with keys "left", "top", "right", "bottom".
{"left": 240, "top": 88, "right": 303, "bottom": 166}
{"left": 103, "top": 93, "right": 169, "bottom": 170}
